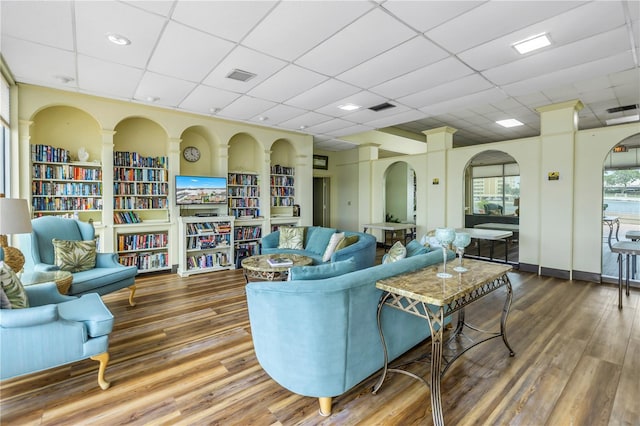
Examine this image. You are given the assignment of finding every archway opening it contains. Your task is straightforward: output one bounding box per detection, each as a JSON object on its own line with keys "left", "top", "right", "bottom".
{"left": 383, "top": 161, "right": 416, "bottom": 224}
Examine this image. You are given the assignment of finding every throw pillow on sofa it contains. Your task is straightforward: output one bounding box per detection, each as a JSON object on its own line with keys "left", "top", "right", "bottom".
{"left": 52, "top": 239, "right": 97, "bottom": 273}
{"left": 335, "top": 235, "right": 358, "bottom": 251}
{"left": 322, "top": 232, "right": 344, "bottom": 262}
{"left": 278, "top": 227, "right": 305, "bottom": 250}
{"left": 0, "top": 261, "right": 29, "bottom": 308}
{"left": 305, "top": 227, "right": 337, "bottom": 256}
{"left": 406, "top": 239, "right": 430, "bottom": 257}
{"left": 289, "top": 257, "right": 356, "bottom": 281}
{"left": 382, "top": 241, "right": 407, "bottom": 264}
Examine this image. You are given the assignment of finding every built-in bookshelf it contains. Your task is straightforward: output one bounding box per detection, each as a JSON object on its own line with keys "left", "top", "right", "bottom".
{"left": 234, "top": 224, "right": 262, "bottom": 259}
{"left": 270, "top": 165, "right": 295, "bottom": 208}
{"left": 113, "top": 151, "right": 169, "bottom": 223}
{"left": 116, "top": 226, "right": 170, "bottom": 273}
{"left": 30, "top": 144, "right": 103, "bottom": 220}
{"left": 228, "top": 172, "right": 260, "bottom": 219}
{"left": 178, "top": 216, "right": 234, "bottom": 276}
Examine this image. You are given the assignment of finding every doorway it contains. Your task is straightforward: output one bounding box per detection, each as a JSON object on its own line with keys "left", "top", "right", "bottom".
{"left": 313, "top": 177, "right": 330, "bottom": 227}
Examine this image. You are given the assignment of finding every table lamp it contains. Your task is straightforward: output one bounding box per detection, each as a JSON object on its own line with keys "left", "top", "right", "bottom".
{"left": 0, "top": 196, "right": 32, "bottom": 273}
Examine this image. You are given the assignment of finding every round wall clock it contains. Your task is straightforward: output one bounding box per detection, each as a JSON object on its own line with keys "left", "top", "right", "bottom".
{"left": 183, "top": 146, "right": 201, "bottom": 162}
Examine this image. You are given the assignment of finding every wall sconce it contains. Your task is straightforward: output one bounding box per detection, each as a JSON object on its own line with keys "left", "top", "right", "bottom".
{"left": 432, "top": 178, "right": 439, "bottom": 185}
{"left": 548, "top": 172, "right": 559, "bottom": 181}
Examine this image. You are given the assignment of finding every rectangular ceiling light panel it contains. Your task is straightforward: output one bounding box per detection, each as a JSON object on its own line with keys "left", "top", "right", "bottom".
{"left": 513, "top": 33, "right": 551, "bottom": 54}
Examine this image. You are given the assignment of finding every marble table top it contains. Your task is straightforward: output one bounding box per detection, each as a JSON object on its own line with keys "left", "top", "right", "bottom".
{"left": 611, "top": 241, "right": 640, "bottom": 255}
{"left": 376, "top": 258, "right": 512, "bottom": 306}
{"left": 241, "top": 253, "right": 312, "bottom": 272}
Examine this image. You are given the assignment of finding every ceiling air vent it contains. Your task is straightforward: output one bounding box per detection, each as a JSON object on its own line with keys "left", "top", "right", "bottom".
{"left": 369, "top": 102, "right": 396, "bottom": 112}
{"left": 606, "top": 104, "right": 638, "bottom": 114}
{"left": 226, "top": 69, "right": 257, "bottom": 82}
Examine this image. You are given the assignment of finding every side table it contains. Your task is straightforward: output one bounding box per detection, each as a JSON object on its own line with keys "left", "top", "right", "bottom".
{"left": 21, "top": 270, "right": 73, "bottom": 294}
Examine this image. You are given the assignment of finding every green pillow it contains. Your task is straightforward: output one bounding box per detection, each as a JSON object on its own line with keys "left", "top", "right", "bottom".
{"left": 289, "top": 257, "right": 356, "bottom": 281}
{"left": 277, "top": 227, "right": 305, "bottom": 250}
{"left": 52, "top": 239, "right": 97, "bottom": 272}
{"left": 335, "top": 235, "right": 358, "bottom": 251}
{"left": 0, "top": 261, "right": 29, "bottom": 309}
{"left": 383, "top": 241, "right": 406, "bottom": 264}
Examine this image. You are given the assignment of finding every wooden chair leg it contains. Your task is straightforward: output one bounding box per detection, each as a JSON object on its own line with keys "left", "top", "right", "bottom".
{"left": 128, "top": 285, "right": 137, "bottom": 307}
{"left": 90, "top": 352, "right": 111, "bottom": 390}
{"left": 318, "top": 397, "right": 332, "bottom": 416}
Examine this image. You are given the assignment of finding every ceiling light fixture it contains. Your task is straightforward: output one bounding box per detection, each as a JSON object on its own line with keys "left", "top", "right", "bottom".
{"left": 496, "top": 119, "right": 524, "bottom": 128}
{"left": 513, "top": 33, "right": 551, "bottom": 54}
{"left": 106, "top": 33, "right": 131, "bottom": 46}
{"left": 258, "top": 116, "right": 268, "bottom": 121}
{"left": 54, "top": 75, "right": 74, "bottom": 84}
{"left": 606, "top": 115, "right": 639, "bottom": 126}
{"left": 338, "top": 103, "right": 361, "bottom": 111}
{"left": 146, "top": 96, "right": 159, "bottom": 102}
{"left": 209, "top": 107, "right": 221, "bottom": 114}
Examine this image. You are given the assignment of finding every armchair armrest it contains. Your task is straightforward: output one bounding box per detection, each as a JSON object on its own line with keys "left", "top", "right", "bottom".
{"left": 0, "top": 304, "right": 58, "bottom": 327}
{"left": 25, "top": 282, "right": 77, "bottom": 306}
{"left": 261, "top": 232, "right": 279, "bottom": 250}
{"left": 95, "top": 253, "right": 121, "bottom": 268}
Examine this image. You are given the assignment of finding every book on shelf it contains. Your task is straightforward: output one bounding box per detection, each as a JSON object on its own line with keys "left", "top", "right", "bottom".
{"left": 267, "top": 257, "right": 293, "bottom": 267}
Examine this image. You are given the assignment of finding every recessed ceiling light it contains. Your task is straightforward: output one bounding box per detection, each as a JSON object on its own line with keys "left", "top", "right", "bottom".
{"left": 299, "top": 125, "right": 307, "bottom": 130}
{"left": 606, "top": 115, "right": 639, "bottom": 125}
{"left": 496, "top": 119, "right": 524, "bottom": 128}
{"left": 146, "top": 96, "right": 159, "bottom": 102}
{"left": 338, "top": 103, "right": 361, "bottom": 111}
{"left": 209, "top": 107, "right": 221, "bottom": 114}
{"left": 513, "top": 33, "right": 550, "bottom": 54}
{"left": 258, "top": 116, "right": 268, "bottom": 121}
{"left": 54, "top": 75, "right": 74, "bottom": 84}
{"left": 106, "top": 33, "right": 131, "bottom": 46}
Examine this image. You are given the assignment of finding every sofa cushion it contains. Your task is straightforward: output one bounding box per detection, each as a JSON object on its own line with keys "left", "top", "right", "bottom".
{"left": 69, "top": 267, "right": 137, "bottom": 294}
{"left": 406, "top": 239, "right": 430, "bottom": 257}
{"left": 335, "top": 234, "right": 358, "bottom": 251}
{"left": 52, "top": 239, "right": 97, "bottom": 273}
{"left": 278, "top": 227, "right": 305, "bottom": 250}
{"left": 305, "top": 227, "right": 337, "bottom": 256}
{"left": 0, "top": 261, "right": 29, "bottom": 308}
{"left": 383, "top": 241, "right": 406, "bottom": 264}
{"left": 289, "top": 257, "right": 356, "bottom": 281}
{"left": 322, "top": 232, "right": 344, "bottom": 262}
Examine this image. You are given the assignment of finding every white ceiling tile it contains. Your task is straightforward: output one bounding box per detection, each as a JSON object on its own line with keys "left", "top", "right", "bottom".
{"left": 304, "top": 118, "right": 357, "bottom": 135}
{"left": 382, "top": 0, "right": 482, "bottom": 32}
{"left": 256, "top": 104, "right": 307, "bottom": 126}
{"left": 147, "top": 21, "right": 236, "bottom": 82}
{"left": 172, "top": 1, "right": 275, "bottom": 42}
{"left": 330, "top": 125, "right": 375, "bottom": 138}
{"left": 513, "top": 92, "right": 552, "bottom": 108}
{"left": 202, "top": 46, "right": 287, "bottom": 91}
{"left": 337, "top": 36, "right": 449, "bottom": 88}
{"left": 342, "top": 103, "right": 412, "bottom": 124}
{"left": 123, "top": 1, "right": 175, "bottom": 17}
{"left": 248, "top": 65, "right": 328, "bottom": 103}
{"left": 0, "top": 0, "right": 73, "bottom": 49}
{"left": 425, "top": 1, "right": 583, "bottom": 53}
{"left": 364, "top": 109, "right": 428, "bottom": 129}
{"left": 578, "top": 88, "right": 618, "bottom": 104}
{"left": 77, "top": 55, "right": 143, "bottom": 99}
{"left": 371, "top": 57, "right": 474, "bottom": 99}
{"left": 285, "top": 79, "right": 361, "bottom": 110}
{"left": 420, "top": 88, "right": 507, "bottom": 116}
{"left": 75, "top": 1, "right": 166, "bottom": 69}
{"left": 241, "top": 1, "right": 374, "bottom": 61}
{"left": 315, "top": 91, "right": 389, "bottom": 117}
{"left": 1, "top": 37, "right": 77, "bottom": 86}
{"left": 399, "top": 74, "right": 493, "bottom": 109}
{"left": 134, "top": 72, "right": 197, "bottom": 107}
{"left": 296, "top": 8, "right": 417, "bottom": 76}
{"left": 217, "top": 96, "right": 277, "bottom": 121}
{"left": 278, "top": 111, "right": 334, "bottom": 130}
{"left": 573, "top": 76, "right": 614, "bottom": 93}
{"left": 610, "top": 69, "right": 640, "bottom": 87}
{"left": 178, "top": 84, "right": 241, "bottom": 115}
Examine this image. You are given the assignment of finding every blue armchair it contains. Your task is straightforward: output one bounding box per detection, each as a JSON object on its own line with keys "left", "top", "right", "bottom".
{"left": 20, "top": 216, "right": 138, "bottom": 306}
{"left": 0, "top": 281, "right": 114, "bottom": 389}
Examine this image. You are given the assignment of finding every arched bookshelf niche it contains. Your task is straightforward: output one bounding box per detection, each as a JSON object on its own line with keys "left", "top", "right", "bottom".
{"left": 270, "top": 139, "right": 298, "bottom": 230}
{"left": 180, "top": 126, "right": 214, "bottom": 177}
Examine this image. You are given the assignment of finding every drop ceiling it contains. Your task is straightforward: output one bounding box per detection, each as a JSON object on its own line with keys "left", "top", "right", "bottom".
{"left": 1, "top": 0, "right": 639, "bottom": 153}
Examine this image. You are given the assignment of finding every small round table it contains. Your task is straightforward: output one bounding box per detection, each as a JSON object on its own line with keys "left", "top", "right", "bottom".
{"left": 21, "top": 270, "right": 73, "bottom": 294}
{"left": 241, "top": 254, "right": 313, "bottom": 282}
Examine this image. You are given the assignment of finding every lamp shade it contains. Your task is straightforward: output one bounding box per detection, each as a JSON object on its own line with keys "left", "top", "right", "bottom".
{"left": 0, "top": 198, "right": 32, "bottom": 235}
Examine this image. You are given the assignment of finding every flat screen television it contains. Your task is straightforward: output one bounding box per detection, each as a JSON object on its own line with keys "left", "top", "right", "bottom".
{"left": 175, "top": 175, "right": 227, "bottom": 205}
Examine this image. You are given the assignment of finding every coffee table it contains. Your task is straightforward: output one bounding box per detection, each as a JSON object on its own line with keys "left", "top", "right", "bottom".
{"left": 21, "top": 270, "right": 73, "bottom": 294}
{"left": 241, "top": 254, "right": 313, "bottom": 282}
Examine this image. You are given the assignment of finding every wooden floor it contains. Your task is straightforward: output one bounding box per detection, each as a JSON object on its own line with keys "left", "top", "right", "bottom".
{"left": 1, "top": 252, "right": 639, "bottom": 425}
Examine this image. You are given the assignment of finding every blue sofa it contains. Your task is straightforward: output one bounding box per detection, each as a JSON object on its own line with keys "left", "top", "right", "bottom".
{"left": 261, "top": 226, "right": 376, "bottom": 271}
{"left": 245, "top": 248, "right": 455, "bottom": 416}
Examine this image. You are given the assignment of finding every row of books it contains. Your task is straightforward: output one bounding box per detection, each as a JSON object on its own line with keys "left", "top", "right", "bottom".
{"left": 270, "top": 187, "right": 295, "bottom": 196}
{"left": 33, "top": 164, "right": 102, "bottom": 180}
{"left": 114, "top": 182, "right": 169, "bottom": 195}
{"left": 118, "top": 252, "right": 169, "bottom": 270}
{"left": 186, "top": 252, "right": 230, "bottom": 270}
{"left": 32, "top": 197, "right": 102, "bottom": 211}
{"left": 228, "top": 173, "right": 259, "bottom": 186}
{"left": 228, "top": 186, "right": 260, "bottom": 197}
{"left": 236, "top": 242, "right": 260, "bottom": 256}
{"left": 113, "top": 211, "right": 142, "bottom": 224}
{"left": 229, "top": 197, "right": 260, "bottom": 207}
{"left": 270, "top": 165, "right": 294, "bottom": 176}
{"left": 32, "top": 181, "right": 102, "bottom": 196}
{"left": 270, "top": 176, "right": 294, "bottom": 187}
{"left": 113, "top": 151, "right": 168, "bottom": 168}
{"left": 235, "top": 226, "right": 261, "bottom": 241}
{"left": 114, "top": 167, "right": 168, "bottom": 182}
{"left": 186, "top": 234, "right": 230, "bottom": 250}
{"left": 113, "top": 197, "right": 168, "bottom": 210}
{"left": 185, "top": 222, "right": 231, "bottom": 235}
{"left": 117, "top": 233, "right": 168, "bottom": 252}
{"left": 229, "top": 208, "right": 260, "bottom": 219}
{"left": 31, "top": 144, "right": 70, "bottom": 163}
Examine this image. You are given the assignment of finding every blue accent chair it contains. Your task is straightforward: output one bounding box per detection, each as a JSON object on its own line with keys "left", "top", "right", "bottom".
{"left": 20, "top": 216, "right": 138, "bottom": 306}
{"left": 0, "top": 282, "right": 114, "bottom": 389}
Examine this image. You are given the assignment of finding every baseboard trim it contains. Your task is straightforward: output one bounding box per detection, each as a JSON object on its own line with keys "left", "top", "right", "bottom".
{"left": 540, "top": 267, "right": 570, "bottom": 280}
{"left": 572, "top": 270, "right": 601, "bottom": 283}
{"left": 519, "top": 263, "right": 538, "bottom": 273}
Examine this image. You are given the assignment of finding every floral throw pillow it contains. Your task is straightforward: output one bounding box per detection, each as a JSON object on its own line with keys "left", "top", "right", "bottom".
{"left": 0, "top": 261, "right": 29, "bottom": 308}
{"left": 52, "top": 239, "right": 97, "bottom": 273}
{"left": 382, "top": 241, "right": 407, "bottom": 264}
{"left": 278, "top": 227, "right": 305, "bottom": 250}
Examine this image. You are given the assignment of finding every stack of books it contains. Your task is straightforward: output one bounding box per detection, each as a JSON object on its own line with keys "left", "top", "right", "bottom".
{"left": 267, "top": 257, "right": 293, "bottom": 267}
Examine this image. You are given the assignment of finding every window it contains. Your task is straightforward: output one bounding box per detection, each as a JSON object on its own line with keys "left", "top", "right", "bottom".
{"left": 0, "top": 72, "right": 9, "bottom": 195}
{"left": 472, "top": 163, "right": 520, "bottom": 216}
